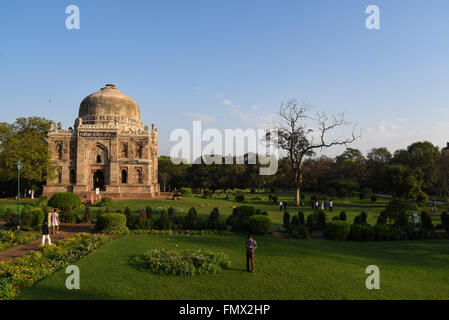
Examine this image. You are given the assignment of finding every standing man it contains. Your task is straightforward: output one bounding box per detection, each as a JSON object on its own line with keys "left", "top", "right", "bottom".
{"left": 329, "top": 200, "right": 333, "bottom": 212}
{"left": 246, "top": 235, "right": 257, "bottom": 273}
{"left": 51, "top": 209, "right": 60, "bottom": 235}
{"left": 279, "top": 201, "right": 283, "bottom": 211}
{"left": 41, "top": 219, "right": 52, "bottom": 246}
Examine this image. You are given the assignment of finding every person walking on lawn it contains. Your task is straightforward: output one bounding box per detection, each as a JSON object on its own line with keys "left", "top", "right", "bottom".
{"left": 51, "top": 209, "right": 60, "bottom": 235}
{"left": 41, "top": 220, "right": 52, "bottom": 246}
{"left": 246, "top": 235, "right": 257, "bottom": 273}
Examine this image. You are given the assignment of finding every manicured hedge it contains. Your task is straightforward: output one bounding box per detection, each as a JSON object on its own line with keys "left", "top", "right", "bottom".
{"left": 325, "top": 221, "right": 351, "bottom": 240}
{"left": 21, "top": 207, "right": 45, "bottom": 230}
{"left": 248, "top": 215, "right": 272, "bottom": 235}
{"left": 96, "top": 213, "right": 128, "bottom": 235}
{"left": 48, "top": 192, "right": 82, "bottom": 210}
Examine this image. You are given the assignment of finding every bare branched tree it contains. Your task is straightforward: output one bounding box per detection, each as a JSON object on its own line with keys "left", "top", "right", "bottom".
{"left": 277, "top": 99, "right": 360, "bottom": 206}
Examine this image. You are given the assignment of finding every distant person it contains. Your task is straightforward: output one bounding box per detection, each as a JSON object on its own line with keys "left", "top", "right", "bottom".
{"left": 432, "top": 201, "right": 437, "bottom": 212}
{"left": 41, "top": 220, "right": 51, "bottom": 246}
{"left": 324, "top": 201, "right": 328, "bottom": 210}
{"left": 321, "top": 200, "right": 324, "bottom": 210}
{"left": 279, "top": 201, "right": 283, "bottom": 211}
{"left": 246, "top": 234, "right": 257, "bottom": 273}
{"left": 47, "top": 210, "right": 52, "bottom": 226}
{"left": 51, "top": 209, "right": 60, "bottom": 235}
{"left": 329, "top": 200, "right": 333, "bottom": 212}
{"left": 283, "top": 201, "right": 288, "bottom": 211}
{"left": 315, "top": 200, "right": 319, "bottom": 209}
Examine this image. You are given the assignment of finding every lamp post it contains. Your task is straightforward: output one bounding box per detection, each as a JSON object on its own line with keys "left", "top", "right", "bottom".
{"left": 15, "top": 161, "right": 24, "bottom": 229}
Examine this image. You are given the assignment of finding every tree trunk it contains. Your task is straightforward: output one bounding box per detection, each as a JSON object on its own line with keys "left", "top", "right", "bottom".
{"left": 295, "top": 187, "right": 300, "bottom": 206}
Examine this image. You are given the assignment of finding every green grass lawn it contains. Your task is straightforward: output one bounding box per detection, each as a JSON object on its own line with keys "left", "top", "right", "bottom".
{"left": 20, "top": 234, "right": 449, "bottom": 300}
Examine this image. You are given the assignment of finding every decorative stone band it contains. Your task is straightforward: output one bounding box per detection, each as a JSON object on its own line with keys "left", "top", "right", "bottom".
{"left": 79, "top": 131, "right": 118, "bottom": 139}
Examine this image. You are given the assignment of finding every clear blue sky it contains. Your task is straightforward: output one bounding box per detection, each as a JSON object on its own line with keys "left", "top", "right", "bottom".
{"left": 1, "top": 0, "right": 449, "bottom": 156}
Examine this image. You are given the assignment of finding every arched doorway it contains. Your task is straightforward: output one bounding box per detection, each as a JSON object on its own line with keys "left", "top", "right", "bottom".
{"left": 93, "top": 170, "right": 105, "bottom": 191}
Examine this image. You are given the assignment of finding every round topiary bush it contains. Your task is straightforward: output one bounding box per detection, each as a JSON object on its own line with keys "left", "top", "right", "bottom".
{"left": 48, "top": 192, "right": 82, "bottom": 210}
{"left": 96, "top": 212, "right": 128, "bottom": 235}
{"left": 248, "top": 215, "right": 272, "bottom": 235}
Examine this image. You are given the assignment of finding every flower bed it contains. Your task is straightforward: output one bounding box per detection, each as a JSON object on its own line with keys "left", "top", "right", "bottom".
{"left": 0, "top": 233, "right": 108, "bottom": 300}
{"left": 131, "top": 248, "right": 230, "bottom": 277}
{"left": 0, "top": 230, "right": 41, "bottom": 252}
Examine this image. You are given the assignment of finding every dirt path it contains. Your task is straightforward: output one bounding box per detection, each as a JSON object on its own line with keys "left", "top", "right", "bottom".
{"left": 0, "top": 223, "right": 94, "bottom": 262}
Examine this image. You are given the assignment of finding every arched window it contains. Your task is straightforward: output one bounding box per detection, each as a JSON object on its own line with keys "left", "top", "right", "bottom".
{"left": 122, "top": 143, "right": 128, "bottom": 158}
{"left": 96, "top": 155, "right": 102, "bottom": 163}
{"left": 136, "top": 144, "right": 143, "bottom": 158}
{"left": 70, "top": 169, "right": 76, "bottom": 184}
{"left": 57, "top": 143, "right": 63, "bottom": 160}
{"left": 137, "top": 169, "right": 142, "bottom": 184}
{"left": 121, "top": 169, "right": 128, "bottom": 184}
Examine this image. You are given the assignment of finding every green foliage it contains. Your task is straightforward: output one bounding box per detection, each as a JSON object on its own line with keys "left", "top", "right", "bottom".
{"left": 420, "top": 211, "right": 433, "bottom": 230}
{"left": 288, "top": 224, "right": 309, "bottom": 239}
{"left": 96, "top": 197, "right": 113, "bottom": 207}
{"left": 131, "top": 248, "right": 230, "bottom": 277}
{"left": 20, "top": 207, "right": 45, "bottom": 230}
{"left": 145, "top": 207, "right": 153, "bottom": 221}
{"left": 297, "top": 211, "right": 305, "bottom": 225}
{"left": 124, "top": 206, "right": 132, "bottom": 217}
{"left": 248, "top": 215, "right": 272, "bottom": 235}
{"left": 234, "top": 190, "right": 245, "bottom": 202}
{"left": 84, "top": 205, "right": 92, "bottom": 223}
{"left": 339, "top": 211, "right": 347, "bottom": 221}
{"left": 184, "top": 207, "right": 198, "bottom": 230}
{"left": 326, "top": 221, "right": 351, "bottom": 240}
{"left": 207, "top": 208, "right": 220, "bottom": 229}
{"left": 225, "top": 206, "right": 256, "bottom": 231}
{"left": 272, "top": 196, "right": 278, "bottom": 203}
{"left": 283, "top": 211, "right": 291, "bottom": 229}
{"left": 96, "top": 213, "right": 128, "bottom": 235}
{"left": 306, "top": 211, "right": 326, "bottom": 231}
{"left": 441, "top": 212, "right": 449, "bottom": 232}
{"left": 376, "top": 211, "right": 387, "bottom": 225}
{"left": 370, "top": 195, "right": 377, "bottom": 202}
{"left": 48, "top": 193, "right": 81, "bottom": 210}
{"left": 180, "top": 187, "right": 192, "bottom": 196}
{"left": 384, "top": 198, "right": 416, "bottom": 222}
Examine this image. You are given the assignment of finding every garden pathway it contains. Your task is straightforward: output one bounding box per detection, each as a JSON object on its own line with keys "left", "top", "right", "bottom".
{"left": 0, "top": 223, "right": 93, "bottom": 262}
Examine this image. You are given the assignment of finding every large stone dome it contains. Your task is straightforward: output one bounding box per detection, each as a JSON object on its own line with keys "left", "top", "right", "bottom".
{"left": 78, "top": 84, "right": 142, "bottom": 126}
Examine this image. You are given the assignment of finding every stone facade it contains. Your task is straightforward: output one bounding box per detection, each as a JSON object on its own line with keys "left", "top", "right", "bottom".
{"left": 43, "top": 84, "right": 160, "bottom": 200}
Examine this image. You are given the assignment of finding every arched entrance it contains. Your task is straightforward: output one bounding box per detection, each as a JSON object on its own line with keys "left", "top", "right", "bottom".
{"left": 93, "top": 170, "right": 105, "bottom": 191}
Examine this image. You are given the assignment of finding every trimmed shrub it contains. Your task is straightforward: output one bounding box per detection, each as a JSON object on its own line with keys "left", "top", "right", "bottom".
{"left": 184, "top": 207, "right": 198, "bottom": 229}
{"left": 326, "top": 221, "right": 351, "bottom": 240}
{"left": 21, "top": 207, "right": 45, "bottom": 230}
{"left": 289, "top": 224, "right": 309, "bottom": 239}
{"left": 291, "top": 215, "right": 299, "bottom": 226}
{"left": 297, "top": 211, "right": 305, "bottom": 225}
{"left": 84, "top": 205, "right": 92, "bottom": 223}
{"left": 48, "top": 192, "right": 81, "bottom": 210}
{"left": 225, "top": 206, "right": 256, "bottom": 231}
{"left": 420, "top": 211, "right": 433, "bottom": 230}
{"left": 283, "top": 211, "right": 291, "bottom": 229}
{"left": 272, "top": 196, "right": 278, "bottom": 203}
{"left": 124, "top": 206, "right": 132, "bottom": 217}
{"left": 377, "top": 211, "right": 387, "bottom": 225}
{"left": 96, "top": 197, "right": 113, "bottom": 207}
{"left": 441, "top": 212, "right": 449, "bottom": 231}
{"left": 349, "top": 224, "right": 374, "bottom": 242}
{"left": 316, "top": 211, "right": 326, "bottom": 230}
{"left": 207, "top": 208, "right": 220, "bottom": 229}
{"left": 180, "top": 187, "right": 192, "bottom": 196}
{"left": 250, "top": 188, "right": 256, "bottom": 193}
{"left": 339, "top": 211, "right": 347, "bottom": 221}
{"left": 61, "top": 206, "right": 77, "bottom": 224}
{"left": 145, "top": 207, "right": 153, "bottom": 221}
{"left": 371, "top": 195, "right": 377, "bottom": 202}
{"left": 360, "top": 212, "right": 368, "bottom": 224}
{"left": 234, "top": 190, "right": 245, "bottom": 202}
{"left": 353, "top": 215, "right": 362, "bottom": 225}
{"left": 96, "top": 213, "right": 128, "bottom": 235}
{"left": 248, "top": 215, "right": 272, "bottom": 235}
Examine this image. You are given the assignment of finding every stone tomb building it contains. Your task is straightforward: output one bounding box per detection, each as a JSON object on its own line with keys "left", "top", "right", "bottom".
{"left": 43, "top": 84, "right": 160, "bottom": 200}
